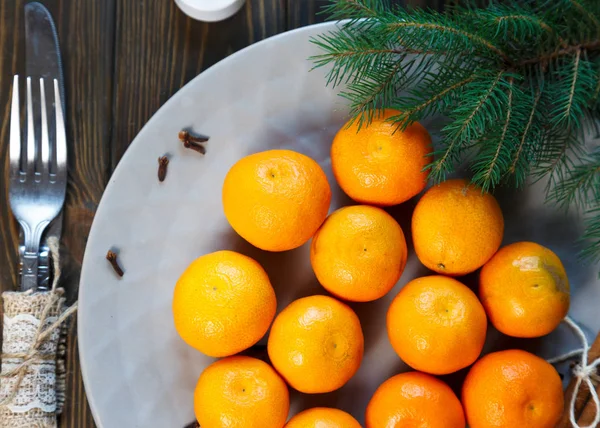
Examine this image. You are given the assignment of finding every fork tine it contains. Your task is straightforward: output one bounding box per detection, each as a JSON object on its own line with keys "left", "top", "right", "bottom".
{"left": 39, "top": 78, "right": 50, "bottom": 176}
{"left": 9, "top": 75, "right": 21, "bottom": 179}
{"left": 53, "top": 79, "right": 66, "bottom": 176}
{"left": 26, "top": 77, "right": 36, "bottom": 177}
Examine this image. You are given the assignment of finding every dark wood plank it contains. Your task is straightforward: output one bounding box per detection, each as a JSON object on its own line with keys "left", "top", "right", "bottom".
{"left": 0, "top": 0, "right": 115, "bottom": 426}
{"left": 56, "top": 0, "right": 116, "bottom": 423}
{"left": 111, "top": 0, "right": 285, "bottom": 164}
{"left": 54, "top": 0, "right": 116, "bottom": 423}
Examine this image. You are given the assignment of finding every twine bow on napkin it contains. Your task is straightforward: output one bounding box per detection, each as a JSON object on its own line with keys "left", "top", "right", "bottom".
{"left": 0, "top": 238, "right": 77, "bottom": 428}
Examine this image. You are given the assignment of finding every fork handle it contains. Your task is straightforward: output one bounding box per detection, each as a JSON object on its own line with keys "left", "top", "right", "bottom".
{"left": 20, "top": 220, "right": 49, "bottom": 291}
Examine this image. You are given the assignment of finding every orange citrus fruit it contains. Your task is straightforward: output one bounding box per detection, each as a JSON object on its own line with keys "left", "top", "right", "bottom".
{"left": 285, "top": 407, "right": 361, "bottom": 428}
{"left": 480, "top": 241, "right": 570, "bottom": 338}
{"left": 172, "top": 250, "right": 276, "bottom": 357}
{"left": 331, "top": 109, "right": 432, "bottom": 206}
{"left": 366, "top": 371, "right": 465, "bottom": 428}
{"left": 462, "top": 349, "right": 564, "bottom": 428}
{"left": 222, "top": 149, "right": 331, "bottom": 252}
{"left": 267, "top": 295, "right": 364, "bottom": 393}
{"left": 310, "top": 205, "right": 407, "bottom": 302}
{"left": 387, "top": 275, "right": 487, "bottom": 375}
{"left": 194, "top": 356, "right": 289, "bottom": 428}
{"left": 412, "top": 178, "right": 504, "bottom": 275}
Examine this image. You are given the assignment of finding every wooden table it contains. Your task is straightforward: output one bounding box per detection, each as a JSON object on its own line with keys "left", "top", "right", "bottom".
{"left": 0, "top": 0, "right": 442, "bottom": 426}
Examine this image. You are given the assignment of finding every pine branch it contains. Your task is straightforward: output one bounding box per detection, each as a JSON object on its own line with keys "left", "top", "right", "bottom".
{"left": 341, "top": 60, "right": 404, "bottom": 128}
{"left": 594, "top": 74, "right": 600, "bottom": 103}
{"left": 550, "top": 147, "right": 600, "bottom": 209}
{"left": 476, "top": 77, "right": 516, "bottom": 189}
{"left": 313, "top": 0, "right": 600, "bottom": 267}
{"left": 388, "top": 21, "right": 510, "bottom": 62}
{"left": 580, "top": 205, "right": 600, "bottom": 266}
{"left": 567, "top": 50, "right": 582, "bottom": 123}
{"left": 428, "top": 71, "right": 507, "bottom": 181}
{"left": 390, "top": 74, "right": 475, "bottom": 128}
{"left": 320, "top": 0, "right": 385, "bottom": 21}
{"left": 499, "top": 15, "right": 566, "bottom": 46}
{"left": 569, "top": 0, "right": 600, "bottom": 34}
{"left": 509, "top": 89, "right": 542, "bottom": 186}
{"left": 592, "top": 58, "right": 600, "bottom": 105}
{"left": 548, "top": 50, "right": 596, "bottom": 129}
{"left": 518, "top": 40, "right": 600, "bottom": 66}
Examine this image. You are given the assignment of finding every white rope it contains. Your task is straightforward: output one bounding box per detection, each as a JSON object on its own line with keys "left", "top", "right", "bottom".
{"left": 549, "top": 316, "right": 600, "bottom": 428}
{"left": 548, "top": 347, "right": 589, "bottom": 364}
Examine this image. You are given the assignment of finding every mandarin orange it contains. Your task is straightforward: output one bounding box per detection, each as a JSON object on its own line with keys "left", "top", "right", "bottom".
{"left": 267, "top": 295, "right": 364, "bottom": 393}
{"left": 222, "top": 149, "right": 331, "bottom": 252}
{"left": 462, "top": 349, "right": 564, "bottom": 428}
{"left": 194, "top": 356, "right": 289, "bottom": 428}
{"left": 480, "top": 241, "right": 570, "bottom": 338}
{"left": 366, "top": 371, "right": 465, "bottom": 428}
{"left": 310, "top": 205, "right": 407, "bottom": 302}
{"left": 331, "top": 109, "right": 432, "bottom": 206}
{"left": 172, "top": 250, "right": 276, "bottom": 357}
{"left": 284, "top": 407, "right": 361, "bottom": 428}
{"left": 387, "top": 275, "right": 487, "bottom": 374}
{"left": 412, "top": 178, "right": 504, "bottom": 275}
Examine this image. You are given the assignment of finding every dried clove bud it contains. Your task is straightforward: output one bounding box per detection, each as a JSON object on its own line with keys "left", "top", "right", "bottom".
{"left": 106, "top": 250, "right": 124, "bottom": 277}
{"left": 179, "top": 130, "right": 209, "bottom": 155}
{"left": 158, "top": 156, "right": 169, "bottom": 182}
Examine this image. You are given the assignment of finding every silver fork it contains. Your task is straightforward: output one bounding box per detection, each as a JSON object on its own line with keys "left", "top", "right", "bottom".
{"left": 8, "top": 75, "right": 67, "bottom": 291}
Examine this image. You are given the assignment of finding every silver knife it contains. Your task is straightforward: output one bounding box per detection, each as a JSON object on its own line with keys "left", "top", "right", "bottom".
{"left": 22, "top": 2, "right": 66, "bottom": 291}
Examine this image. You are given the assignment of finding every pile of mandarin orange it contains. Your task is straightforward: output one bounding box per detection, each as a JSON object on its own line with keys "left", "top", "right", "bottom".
{"left": 173, "top": 109, "right": 569, "bottom": 428}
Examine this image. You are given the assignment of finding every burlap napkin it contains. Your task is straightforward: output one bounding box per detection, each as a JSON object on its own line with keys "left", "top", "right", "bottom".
{"left": 0, "top": 238, "right": 77, "bottom": 428}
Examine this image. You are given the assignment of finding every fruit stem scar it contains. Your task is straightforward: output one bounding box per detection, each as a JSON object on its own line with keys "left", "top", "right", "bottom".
{"left": 437, "top": 263, "right": 445, "bottom": 270}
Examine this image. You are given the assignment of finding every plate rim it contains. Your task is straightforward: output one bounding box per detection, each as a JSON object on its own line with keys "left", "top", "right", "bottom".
{"left": 77, "top": 20, "right": 339, "bottom": 427}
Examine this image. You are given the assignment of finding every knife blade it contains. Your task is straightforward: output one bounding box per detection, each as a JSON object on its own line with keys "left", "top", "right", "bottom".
{"left": 25, "top": 2, "right": 65, "bottom": 101}
{"left": 23, "top": 2, "right": 67, "bottom": 292}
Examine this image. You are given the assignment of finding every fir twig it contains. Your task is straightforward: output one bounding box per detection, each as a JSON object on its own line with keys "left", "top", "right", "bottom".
{"left": 388, "top": 21, "right": 510, "bottom": 63}
{"left": 570, "top": 0, "right": 600, "bottom": 33}
{"left": 518, "top": 40, "right": 600, "bottom": 66}
{"left": 481, "top": 77, "right": 515, "bottom": 188}
{"left": 313, "top": 0, "right": 600, "bottom": 269}
{"left": 429, "top": 71, "right": 505, "bottom": 182}
{"left": 581, "top": 206, "right": 600, "bottom": 265}
{"left": 509, "top": 89, "right": 541, "bottom": 184}
{"left": 391, "top": 75, "right": 475, "bottom": 127}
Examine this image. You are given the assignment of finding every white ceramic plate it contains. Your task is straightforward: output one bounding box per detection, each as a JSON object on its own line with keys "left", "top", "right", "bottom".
{"left": 79, "top": 22, "right": 600, "bottom": 428}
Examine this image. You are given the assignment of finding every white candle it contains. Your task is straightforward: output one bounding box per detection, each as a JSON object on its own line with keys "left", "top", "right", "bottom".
{"left": 174, "top": 0, "right": 246, "bottom": 22}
